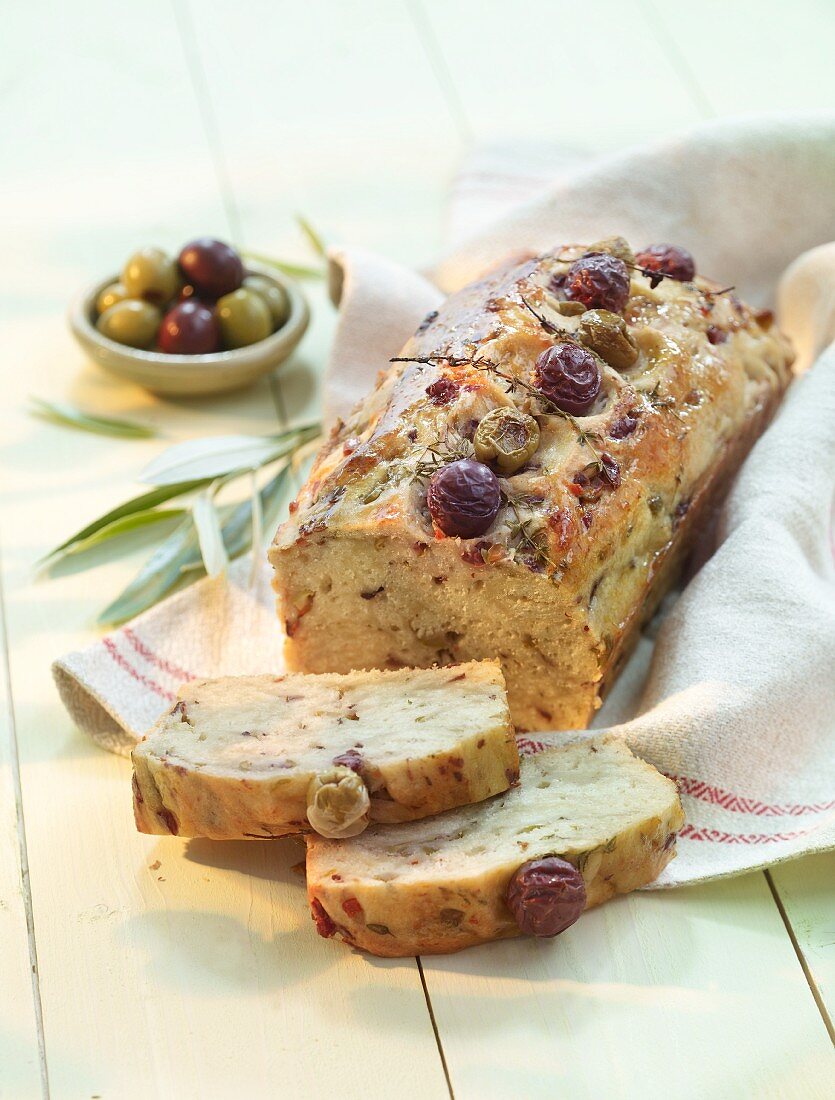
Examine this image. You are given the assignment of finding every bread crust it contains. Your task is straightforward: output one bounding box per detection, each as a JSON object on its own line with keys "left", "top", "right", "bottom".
{"left": 132, "top": 662, "right": 519, "bottom": 840}
{"left": 272, "top": 243, "right": 793, "bottom": 731}
{"left": 306, "top": 737, "right": 685, "bottom": 956}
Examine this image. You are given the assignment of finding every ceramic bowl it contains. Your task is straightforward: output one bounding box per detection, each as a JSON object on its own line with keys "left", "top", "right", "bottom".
{"left": 68, "top": 262, "right": 310, "bottom": 397}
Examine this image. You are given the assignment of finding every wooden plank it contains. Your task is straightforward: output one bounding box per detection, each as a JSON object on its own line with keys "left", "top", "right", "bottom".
{"left": 0, "top": 3, "right": 447, "bottom": 1097}
{"left": 414, "top": 0, "right": 705, "bottom": 149}
{"left": 0, "top": 579, "right": 43, "bottom": 1098}
{"left": 769, "top": 855, "right": 835, "bottom": 1038}
{"left": 422, "top": 873, "right": 835, "bottom": 1099}
{"left": 185, "top": 0, "right": 465, "bottom": 270}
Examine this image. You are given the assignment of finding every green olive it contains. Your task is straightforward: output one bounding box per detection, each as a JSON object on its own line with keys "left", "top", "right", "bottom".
{"left": 216, "top": 287, "right": 273, "bottom": 349}
{"left": 306, "top": 766, "right": 370, "bottom": 838}
{"left": 587, "top": 236, "right": 635, "bottom": 266}
{"left": 96, "top": 282, "right": 129, "bottom": 316}
{"left": 578, "top": 309, "right": 639, "bottom": 370}
{"left": 243, "top": 274, "right": 291, "bottom": 329}
{"left": 122, "top": 247, "right": 180, "bottom": 306}
{"left": 554, "top": 300, "right": 586, "bottom": 317}
{"left": 473, "top": 407, "right": 540, "bottom": 474}
{"left": 96, "top": 299, "right": 161, "bottom": 349}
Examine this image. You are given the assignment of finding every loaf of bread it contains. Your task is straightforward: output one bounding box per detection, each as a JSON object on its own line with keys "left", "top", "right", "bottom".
{"left": 306, "top": 734, "right": 684, "bottom": 956}
{"left": 132, "top": 661, "right": 518, "bottom": 840}
{"left": 271, "top": 239, "right": 793, "bottom": 730}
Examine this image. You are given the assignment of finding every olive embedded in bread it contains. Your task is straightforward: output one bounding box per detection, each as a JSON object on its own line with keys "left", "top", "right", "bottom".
{"left": 473, "top": 408, "right": 540, "bottom": 474}
{"left": 563, "top": 252, "right": 630, "bottom": 312}
{"left": 587, "top": 235, "right": 636, "bottom": 266}
{"left": 505, "top": 856, "right": 587, "bottom": 937}
{"left": 306, "top": 766, "right": 371, "bottom": 839}
{"left": 533, "top": 343, "right": 601, "bottom": 415}
{"left": 426, "top": 459, "right": 501, "bottom": 538}
{"left": 635, "top": 243, "right": 696, "bottom": 282}
{"left": 578, "top": 309, "right": 639, "bottom": 370}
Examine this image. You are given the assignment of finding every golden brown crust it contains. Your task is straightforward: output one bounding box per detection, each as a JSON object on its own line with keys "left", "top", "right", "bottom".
{"left": 272, "top": 243, "right": 793, "bottom": 730}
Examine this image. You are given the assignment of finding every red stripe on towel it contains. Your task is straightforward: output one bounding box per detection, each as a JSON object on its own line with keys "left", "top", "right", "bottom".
{"left": 102, "top": 637, "right": 176, "bottom": 702}
{"left": 122, "top": 628, "right": 197, "bottom": 683}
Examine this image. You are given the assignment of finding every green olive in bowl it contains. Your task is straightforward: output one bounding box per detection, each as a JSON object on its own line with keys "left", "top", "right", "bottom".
{"left": 243, "top": 274, "right": 291, "bottom": 329}
{"left": 95, "top": 282, "right": 129, "bottom": 315}
{"left": 96, "top": 300, "right": 161, "bottom": 350}
{"left": 122, "top": 247, "right": 181, "bottom": 306}
{"left": 216, "top": 287, "right": 273, "bottom": 349}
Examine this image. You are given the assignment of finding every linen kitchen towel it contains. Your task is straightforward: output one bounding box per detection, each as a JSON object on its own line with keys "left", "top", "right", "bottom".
{"left": 54, "top": 113, "right": 835, "bottom": 886}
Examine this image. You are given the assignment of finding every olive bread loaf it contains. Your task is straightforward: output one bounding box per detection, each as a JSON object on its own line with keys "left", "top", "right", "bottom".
{"left": 272, "top": 239, "right": 793, "bottom": 730}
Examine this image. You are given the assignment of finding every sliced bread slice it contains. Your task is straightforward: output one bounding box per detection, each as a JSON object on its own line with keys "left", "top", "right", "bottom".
{"left": 132, "top": 660, "right": 518, "bottom": 840}
{"left": 305, "top": 735, "right": 684, "bottom": 956}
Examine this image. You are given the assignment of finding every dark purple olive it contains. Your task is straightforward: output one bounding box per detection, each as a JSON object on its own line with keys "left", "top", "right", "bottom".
{"left": 158, "top": 299, "right": 220, "bottom": 355}
{"left": 635, "top": 244, "right": 696, "bottom": 282}
{"left": 427, "top": 459, "right": 500, "bottom": 539}
{"left": 533, "top": 343, "right": 601, "bottom": 416}
{"left": 564, "top": 253, "right": 630, "bottom": 313}
{"left": 506, "top": 856, "right": 586, "bottom": 937}
{"left": 177, "top": 238, "right": 244, "bottom": 300}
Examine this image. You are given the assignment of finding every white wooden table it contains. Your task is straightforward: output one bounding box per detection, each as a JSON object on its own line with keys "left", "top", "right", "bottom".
{"left": 1, "top": 3, "right": 833, "bottom": 1097}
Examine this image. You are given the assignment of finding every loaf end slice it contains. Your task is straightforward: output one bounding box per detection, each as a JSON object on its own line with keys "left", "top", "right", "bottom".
{"left": 305, "top": 736, "right": 684, "bottom": 956}
{"left": 132, "top": 660, "right": 518, "bottom": 840}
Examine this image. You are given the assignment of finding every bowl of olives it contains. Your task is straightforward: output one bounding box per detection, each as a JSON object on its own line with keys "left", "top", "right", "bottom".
{"left": 69, "top": 238, "right": 310, "bottom": 396}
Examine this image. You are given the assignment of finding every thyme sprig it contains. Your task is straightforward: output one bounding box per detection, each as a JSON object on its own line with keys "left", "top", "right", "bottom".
{"left": 519, "top": 296, "right": 564, "bottom": 336}
{"left": 410, "top": 435, "right": 473, "bottom": 483}
{"left": 641, "top": 381, "right": 685, "bottom": 423}
{"left": 502, "top": 489, "right": 558, "bottom": 578}
{"left": 389, "top": 352, "right": 609, "bottom": 478}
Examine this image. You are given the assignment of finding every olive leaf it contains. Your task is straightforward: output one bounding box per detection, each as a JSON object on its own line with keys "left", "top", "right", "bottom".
{"left": 98, "top": 518, "right": 200, "bottom": 626}
{"left": 296, "top": 215, "right": 327, "bottom": 259}
{"left": 40, "top": 479, "right": 210, "bottom": 565}
{"left": 98, "top": 463, "right": 293, "bottom": 625}
{"left": 29, "top": 397, "right": 158, "bottom": 439}
{"left": 249, "top": 469, "right": 264, "bottom": 586}
{"left": 192, "top": 485, "right": 228, "bottom": 578}
{"left": 45, "top": 507, "right": 185, "bottom": 562}
{"left": 243, "top": 250, "right": 324, "bottom": 281}
{"left": 139, "top": 423, "right": 319, "bottom": 485}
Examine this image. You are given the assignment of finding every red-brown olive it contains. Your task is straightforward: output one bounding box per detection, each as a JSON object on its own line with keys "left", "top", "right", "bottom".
{"left": 178, "top": 238, "right": 244, "bottom": 300}
{"left": 505, "top": 856, "right": 586, "bottom": 937}
{"left": 635, "top": 244, "right": 696, "bottom": 283}
{"left": 426, "top": 459, "right": 501, "bottom": 539}
{"left": 158, "top": 300, "right": 220, "bottom": 355}
{"left": 564, "top": 253, "right": 630, "bottom": 313}
{"left": 533, "top": 343, "right": 601, "bottom": 416}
